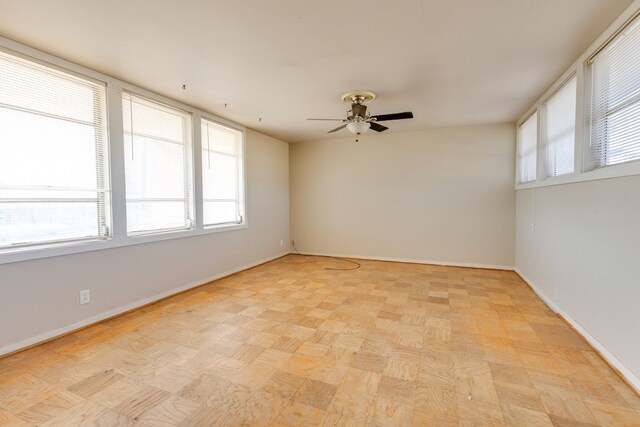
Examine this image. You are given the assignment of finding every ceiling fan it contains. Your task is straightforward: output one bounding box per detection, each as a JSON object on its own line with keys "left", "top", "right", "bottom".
{"left": 308, "top": 91, "right": 413, "bottom": 137}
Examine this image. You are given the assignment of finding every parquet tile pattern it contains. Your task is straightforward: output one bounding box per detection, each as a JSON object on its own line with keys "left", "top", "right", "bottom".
{"left": 1, "top": 254, "right": 639, "bottom": 426}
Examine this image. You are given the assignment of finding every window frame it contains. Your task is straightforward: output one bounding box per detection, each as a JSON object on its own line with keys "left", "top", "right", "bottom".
{"left": 516, "top": 111, "right": 539, "bottom": 184}
{"left": 0, "top": 37, "right": 247, "bottom": 265}
{"left": 541, "top": 74, "right": 577, "bottom": 179}
{"left": 0, "top": 46, "right": 112, "bottom": 250}
{"left": 584, "top": 13, "right": 640, "bottom": 171}
{"left": 199, "top": 116, "right": 247, "bottom": 230}
{"left": 515, "top": 1, "right": 640, "bottom": 190}
{"left": 121, "top": 91, "right": 195, "bottom": 236}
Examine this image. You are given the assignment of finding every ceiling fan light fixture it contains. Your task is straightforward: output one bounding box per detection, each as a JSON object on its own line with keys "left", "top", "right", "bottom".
{"left": 346, "top": 121, "right": 370, "bottom": 135}
{"left": 308, "top": 90, "right": 413, "bottom": 135}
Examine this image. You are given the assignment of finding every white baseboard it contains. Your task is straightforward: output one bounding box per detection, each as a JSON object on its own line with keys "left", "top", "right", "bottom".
{"left": 8, "top": 252, "right": 637, "bottom": 396}
{"left": 0, "top": 252, "right": 289, "bottom": 357}
{"left": 515, "top": 268, "right": 640, "bottom": 395}
{"left": 294, "top": 251, "right": 514, "bottom": 271}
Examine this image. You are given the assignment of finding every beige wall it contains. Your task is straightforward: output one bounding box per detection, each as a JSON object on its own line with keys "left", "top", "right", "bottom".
{"left": 516, "top": 176, "right": 640, "bottom": 387}
{"left": 0, "top": 129, "right": 290, "bottom": 353}
{"left": 290, "top": 124, "right": 516, "bottom": 268}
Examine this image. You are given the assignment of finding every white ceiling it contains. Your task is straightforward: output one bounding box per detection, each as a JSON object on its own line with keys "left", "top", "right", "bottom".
{"left": 0, "top": 0, "right": 634, "bottom": 142}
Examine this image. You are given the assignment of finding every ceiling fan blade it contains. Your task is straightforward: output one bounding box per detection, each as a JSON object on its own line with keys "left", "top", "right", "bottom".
{"left": 370, "top": 112, "right": 414, "bottom": 122}
{"left": 328, "top": 124, "right": 347, "bottom": 133}
{"left": 369, "top": 122, "right": 389, "bottom": 132}
{"left": 351, "top": 103, "right": 367, "bottom": 118}
{"left": 307, "top": 118, "right": 346, "bottom": 121}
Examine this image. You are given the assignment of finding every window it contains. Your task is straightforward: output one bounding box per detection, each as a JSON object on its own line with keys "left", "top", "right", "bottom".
{"left": 122, "top": 93, "right": 193, "bottom": 234}
{"left": 0, "top": 39, "right": 252, "bottom": 264}
{"left": 543, "top": 76, "right": 577, "bottom": 177}
{"left": 0, "top": 50, "right": 109, "bottom": 249}
{"left": 201, "top": 119, "right": 244, "bottom": 227}
{"left": 517, "top": 113, "right": 538, "bottom": 183}
{"left": 586, "top": 14, "right": 640, "bottom": 168}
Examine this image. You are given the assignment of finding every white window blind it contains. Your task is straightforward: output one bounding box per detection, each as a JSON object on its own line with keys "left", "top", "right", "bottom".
{"left": 587, "top": 14, "right": 640, "bottom": 168}
{"left": 0, "top": 51, "right": 109, "bottom": 249}
{"left": 201, "top": 119, "right": 244, "bottom": 227}
{"left": 518, "top": 113, "right": 538, "bottom": 183}
{"left": 122, "top": 93, "right": 193, "bottom": 234}
{"left": 543, "top": 76, "right": 577, "bottom": 177}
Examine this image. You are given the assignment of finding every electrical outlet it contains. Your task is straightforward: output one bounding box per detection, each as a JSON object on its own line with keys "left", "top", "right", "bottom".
{"left": 80, "top": 289, "right": 90, "bottom": 305}
{"left": 280, "top": 240, "right": 283, "bottom": 247}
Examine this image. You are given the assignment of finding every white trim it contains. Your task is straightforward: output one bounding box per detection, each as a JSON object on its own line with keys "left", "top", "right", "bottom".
{"left": 295, "top": 250, "right": 640, "bottom": 393}
{"left": 515, "top": 268, "right": 640, "bottom": 395}
{"left": 0, "top": 223, "right": 249, "bottom": 265}
{"left": 198, "top": 116, "right": 248, "bottom": 230}
{"left": 0, "top": 35, "right": 249, "bottom": 265}
{"left": 515, "top": 111, "right": 540, "bottom": 186}
{"left": 515, "top": 159, "right": 640, "bottom": 190}
{"left": 517, "top": 62, "right": 580, "bottom": 129}
{"left": 515, "top": 0, "right": 640, "bottom": 190}
{"left": 575, "top": 59, "right": 586, "bottom": 175}
{"left": 296, "top": 251, "right": 514, "bottom": 271}
{"left": 539, "top": 74, "right": 578, "bottom": 180}
{"left": 583, "top": 1, "right": 640, "bottom": 65}
{"left": 0, "top": 252, "right": 289, "bottom": 357}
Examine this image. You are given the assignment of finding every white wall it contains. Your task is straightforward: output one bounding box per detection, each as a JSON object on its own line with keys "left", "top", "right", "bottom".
{"left": 516, "top": 175, "right": 640, "bottom": 386}
{"left": 0, "top": 129, "right": 290, "bottom": 354}
{"left": 290, "top": 124, "right": 516, "bottom": 268}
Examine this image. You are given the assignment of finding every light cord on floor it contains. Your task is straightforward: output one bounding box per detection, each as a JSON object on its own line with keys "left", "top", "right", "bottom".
{"left": 291, "top": 242, "right": 361, "bottom": 271}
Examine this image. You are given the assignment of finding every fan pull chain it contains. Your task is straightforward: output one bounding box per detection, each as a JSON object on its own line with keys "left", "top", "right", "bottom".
{"left": 129, "top": 96, "right": 135, "bottom": 161}
{"left": 207, "top": 123, "right": 211, "bottom": 170}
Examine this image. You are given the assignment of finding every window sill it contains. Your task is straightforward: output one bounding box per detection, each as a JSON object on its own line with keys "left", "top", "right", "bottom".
{"left": 0, "top": 222, "right": 248, "bottom": 265}
{"left": 515, "top": 160, "right": 640, "bottom": 190}
{"left": 203, "top": 223, "right": 246, "bottom": 232}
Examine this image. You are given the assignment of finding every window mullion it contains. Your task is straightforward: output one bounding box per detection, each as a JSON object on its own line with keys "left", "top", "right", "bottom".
{"left": 106, "top": 85, "right": 128, "bottom": 240}
{"left": 575, "top": 62, "right": 586, "bottom": 173}
{"left": 538, "top": 104, "right": 547, "bottom": 180}
{"left": 94, "top": 85, "right": 108, "bottom": 237}
{"left": 193, "top": 112, "right": 204, "bottom": 231}
{"left": 235, "top": 140, "right": 242, "bottom": 222}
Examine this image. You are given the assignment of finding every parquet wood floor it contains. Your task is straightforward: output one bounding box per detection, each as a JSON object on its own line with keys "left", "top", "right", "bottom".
{"left": 1, "top": 254, "right": 639, "bottom": 426}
